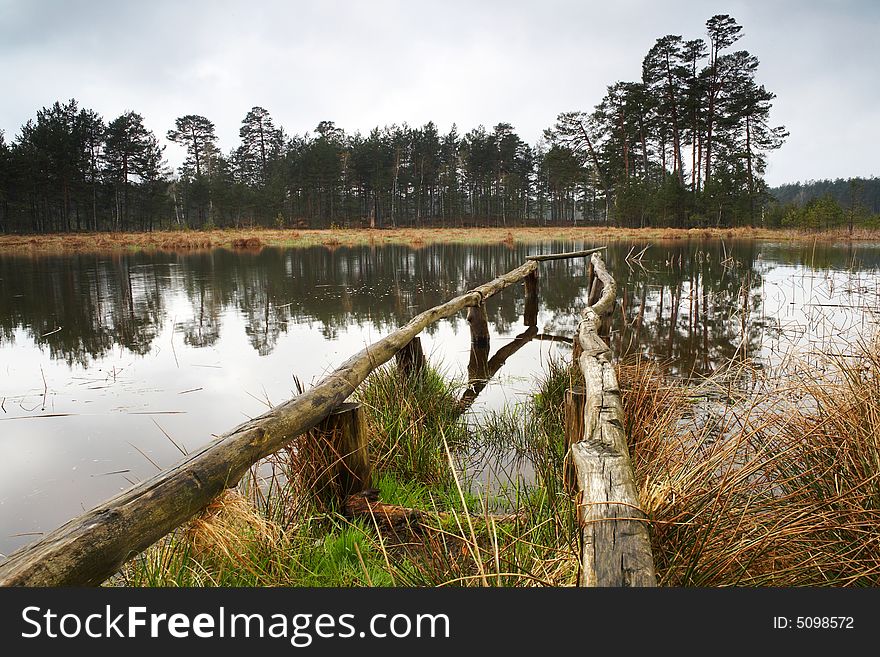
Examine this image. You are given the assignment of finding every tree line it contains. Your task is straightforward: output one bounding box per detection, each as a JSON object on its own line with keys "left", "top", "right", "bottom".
{"left": 771, "top": 177, "right": 880, "bottom": 214}
{"left": 0, "top": 15, "right": 790, "bottom": 234}
{"left": 764, "top": 177, "right": 880, "bottom": 232}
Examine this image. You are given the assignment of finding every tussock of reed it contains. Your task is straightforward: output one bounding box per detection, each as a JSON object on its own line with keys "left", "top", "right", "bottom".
{"left": 355, "top": 364, "right": 467, "bottom": 484}
{"left": 619, "top": 345, "right": 880, "bottom": 586}
{"left": 185, "top": 489, "right": 283, "bottom": 560}
{"left": 230, "top": 236, "right": 263, "bottom": 250}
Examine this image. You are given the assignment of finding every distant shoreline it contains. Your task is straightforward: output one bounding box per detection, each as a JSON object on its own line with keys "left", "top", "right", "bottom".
{"left": 1, "top": 226, "right": 879, "bottom": 254}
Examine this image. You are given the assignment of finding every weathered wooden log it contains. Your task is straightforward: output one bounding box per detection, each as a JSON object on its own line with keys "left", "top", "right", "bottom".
{"left": 395, "top": 336, "right": 426, "bottom": 377}
{"left": 0, "top": 260, "right": 538, "bottom": 586}
{"left": 307, "top": 402, "right": 370, "bottom": 510}
{"left": 587, "top": 253, "right": 615, "bottom": 315}
{"left": 526, "top": 246, "right": 606, "bottom": 262}
{"left": 534, "top": 333, "right": 573, "bottom": 344}
{"left": 524, "top": 270, "right": 538, "bottom": 326}
{"left": 345, "top": 490, "right": 423, "bottom": 532}
{"left": 466, "top": 303, "right": 490, "bottom": 381}
{"left": 572, "top": 253, "right": 656, "bottom": 587}
{"left": 587, "top": 254, "right": 613, "bottom": 338}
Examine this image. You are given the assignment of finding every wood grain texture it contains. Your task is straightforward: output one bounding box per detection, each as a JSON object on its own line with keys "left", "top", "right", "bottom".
{"left": 573, "top": 252, "right": 657, "bottom": 587}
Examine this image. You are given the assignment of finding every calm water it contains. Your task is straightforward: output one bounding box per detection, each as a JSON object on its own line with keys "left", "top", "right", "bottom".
{"left": 1, "top": 239, "right": 879, "bottom": 558}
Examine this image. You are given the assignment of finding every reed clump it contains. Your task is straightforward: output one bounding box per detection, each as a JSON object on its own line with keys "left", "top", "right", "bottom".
{"left": 617, "top": 345, "right": 880, "bottom": 586}
{"left": 230, "top": 236, "right": 263, "bottom": 250}
{"left": 355, "top": 364, "right": 468, "bottom": 484}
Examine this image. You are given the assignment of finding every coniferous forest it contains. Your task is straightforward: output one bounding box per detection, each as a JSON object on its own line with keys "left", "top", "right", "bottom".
{"left": 0, "top": 15, "right": 792, "bottom": 234}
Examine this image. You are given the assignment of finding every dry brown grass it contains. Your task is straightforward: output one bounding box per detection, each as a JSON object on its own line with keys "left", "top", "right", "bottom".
{"left": 185, "top": 489, "right": 284, "bottom": 562}
{"left": 619, "top": 345, "right": 880, "bottom": 586}
{"left": 3, "top": 225, "right": 880, "bottom": 255}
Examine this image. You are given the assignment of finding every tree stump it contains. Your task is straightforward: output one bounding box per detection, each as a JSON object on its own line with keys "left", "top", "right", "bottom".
{"left": 467, "top": 303, "right": 490, "bottom": 381}
{"left": 306, "top": 402, "right": 371, "bottom": 510}
{"left": 396, "top": 336, "right": 426, "bottom": 376}
{"left": 564, "top": 387, "right": 587, "bottom": 492}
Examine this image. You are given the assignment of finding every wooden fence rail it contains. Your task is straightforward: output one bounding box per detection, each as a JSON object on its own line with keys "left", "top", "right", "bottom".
{"left": 0, "top": 246, "right": 655, "bottom": 588}
{"left": 0, "top": 260, "right": 538, "bottom": 586}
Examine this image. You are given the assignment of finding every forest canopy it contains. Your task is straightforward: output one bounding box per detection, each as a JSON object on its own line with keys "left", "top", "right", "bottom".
{"left": 0, "top": 15, "right": 796, "bottom": 234}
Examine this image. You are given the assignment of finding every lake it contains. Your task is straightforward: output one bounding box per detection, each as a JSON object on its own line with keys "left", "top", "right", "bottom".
{"left": 1, "top": 238, "right": 878, "bottom": 558}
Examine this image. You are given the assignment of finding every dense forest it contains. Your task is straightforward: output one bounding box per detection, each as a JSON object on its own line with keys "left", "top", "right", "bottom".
{"left": 770, "top": 177, "right": 880, "bottom": 213}
{"left": 0, "top": 15, "right": 790, "bottom": 234}
{"left": 764, "top": 177, "right": 880, "bottom": 230}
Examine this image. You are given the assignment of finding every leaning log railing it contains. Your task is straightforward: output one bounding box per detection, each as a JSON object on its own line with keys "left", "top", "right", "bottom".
{"left": 568, "top": 253, "right": 657, "bottom": 586}
{"left": 0, "top": 245, "right": 655, "bottom": 587}
{"left": 0, "top": 261, "right": 539, "bottom": 586}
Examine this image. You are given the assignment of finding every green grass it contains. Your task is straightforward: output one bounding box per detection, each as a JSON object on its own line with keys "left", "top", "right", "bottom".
{"left": 355, "top": 363, "right": 469, "bottom": 485}
{"left": 120, "top": 500, "right": 395, "bottom": 587}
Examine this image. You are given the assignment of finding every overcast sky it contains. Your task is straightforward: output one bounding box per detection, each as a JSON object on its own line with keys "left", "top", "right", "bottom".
{"left": 1, "top": 0, "right": 876, "bottom": 186}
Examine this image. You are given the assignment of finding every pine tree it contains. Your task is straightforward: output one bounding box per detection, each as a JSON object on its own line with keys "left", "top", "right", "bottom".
{"left": 166, "top": 115, "right": 219, "bottom": 178}
{"left": 167, "top": 115, "right": 220, "bottom": 226}
{"left": 237, "top": 106, "right": 283, "bottom": 186}
{"left": 703, "top": 14, "right": 743, "bottom": 188}
{"left": 643, "top": 35, "right": 687, "bottom": 184}
{"left": 104, "top": 111, "right": 162, "bottom": 229}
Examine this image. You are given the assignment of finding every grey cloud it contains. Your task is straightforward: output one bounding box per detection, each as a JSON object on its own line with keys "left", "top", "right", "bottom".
{"left": 0, "top": 0, "right": 877, "bottom": 185}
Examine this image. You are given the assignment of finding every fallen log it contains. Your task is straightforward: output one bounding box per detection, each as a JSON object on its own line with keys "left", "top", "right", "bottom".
{"left": 525, "top": 246, "right": 606, "bottom": 262}
{"left": 344, "top": 490, "right": 525, "bottom": 533}
{"left": 572, "top": 253, "right": 656, "bottom": 587}
{"left": 534, "top": 333, "right": 573, "bottom": 345}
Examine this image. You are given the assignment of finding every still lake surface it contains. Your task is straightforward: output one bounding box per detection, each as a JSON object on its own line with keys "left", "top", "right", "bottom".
{"left": 1, "top": 238, "right": 879, "bottom": 558}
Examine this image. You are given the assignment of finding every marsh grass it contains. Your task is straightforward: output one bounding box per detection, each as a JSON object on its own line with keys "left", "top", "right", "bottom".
{"left": 7, "top": 225, "right": 880, "bottom": 255}
{"left": 490, "top": 347, "right": 880, "bottom": 587}
{"left": 121, "top": 359, "right": 580, "bottom": 587}
{"left": 616, "top": 346, "right": 880, "bottom": 586}
{"left": 121, "top": 335, "right": 880, "bottom": 587}
{"left": 354, "top": 364, "right": 468, "bottom": 485}
{"left": 121, "top": 491, "right": 395, "bottom": 586}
